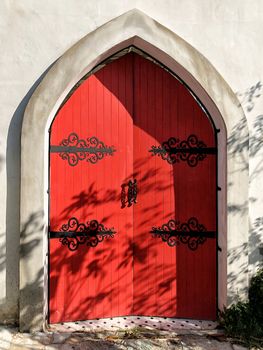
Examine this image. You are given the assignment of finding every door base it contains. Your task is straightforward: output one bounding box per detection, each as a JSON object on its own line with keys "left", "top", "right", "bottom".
{"left": 47, "top": 316, "right": 218, "bottom": 332}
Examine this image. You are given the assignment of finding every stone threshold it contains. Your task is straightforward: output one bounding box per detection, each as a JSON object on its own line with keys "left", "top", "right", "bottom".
{"left": 47, "top": 316, "right": 218, "bottom": 333}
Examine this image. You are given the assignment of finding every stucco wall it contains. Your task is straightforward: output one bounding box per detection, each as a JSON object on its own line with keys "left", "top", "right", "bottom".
{"left": 0, "top": 0, "right": 262, "bottom": 327}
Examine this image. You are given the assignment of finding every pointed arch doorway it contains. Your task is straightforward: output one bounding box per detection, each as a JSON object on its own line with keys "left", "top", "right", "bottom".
{"left": 48, "top": 48, "right": 217, "bottom": 324}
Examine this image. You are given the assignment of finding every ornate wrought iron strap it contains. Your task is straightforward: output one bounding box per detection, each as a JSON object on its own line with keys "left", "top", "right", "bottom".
{"left": 49, "top": 217, "right": 116, "bottom": 251}
{"left": 150, "top": 217, "right": 216, "bottom": 251}
{"left": 149, "top": 134, "right": 216, "bottom": 167}
{"left": 50, "top": 133, "right": 116, "bottom": 166}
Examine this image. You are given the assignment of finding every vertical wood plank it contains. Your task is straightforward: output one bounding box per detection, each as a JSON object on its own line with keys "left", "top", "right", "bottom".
{"left": 49, "top": 51, "right": 217, "bottom": 323}
{"left": 49, "top": 54, "right": 134, "bottom": 323}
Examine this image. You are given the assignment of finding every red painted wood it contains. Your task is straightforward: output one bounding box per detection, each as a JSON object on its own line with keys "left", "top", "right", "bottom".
{"left": 49, "top": 55, "right": 134, "bottom": 323}
{"left": 49, "top": 52, "right": 217, "bottom": 323}
{"left": 133, "top": 54, "right": 216, "bottom": 319}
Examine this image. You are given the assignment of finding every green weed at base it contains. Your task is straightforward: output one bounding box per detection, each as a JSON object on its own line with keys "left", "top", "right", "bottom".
{"left": 219, "top": 268, "right": 263, "bottom": 349}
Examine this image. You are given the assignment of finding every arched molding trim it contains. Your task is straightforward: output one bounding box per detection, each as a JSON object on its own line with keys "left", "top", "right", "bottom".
{"left": 20, "top": 9, "right": 248, "bottom": 331}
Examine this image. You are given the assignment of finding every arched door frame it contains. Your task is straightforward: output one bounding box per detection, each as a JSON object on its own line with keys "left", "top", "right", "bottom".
{"left": 20, "top": 9, "right": 248, "bottom": 331}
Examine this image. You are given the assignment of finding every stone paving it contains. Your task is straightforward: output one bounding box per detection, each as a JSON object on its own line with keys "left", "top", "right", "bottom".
{"left": 0, "top": 326, "right": 252, "bottom": 350}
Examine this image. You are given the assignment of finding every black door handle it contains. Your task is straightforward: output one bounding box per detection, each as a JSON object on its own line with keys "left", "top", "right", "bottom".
{"left": 121, "top": 179, "right": 137, "bottom": 208}
{"left": 128, "top": 179, "right": 137, "bottom": 206}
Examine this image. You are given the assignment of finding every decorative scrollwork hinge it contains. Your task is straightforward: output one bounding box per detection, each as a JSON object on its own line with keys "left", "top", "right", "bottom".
{"left": 49, "top": 217, "right": 116, "bottom": 251}
{"left": 149, "top": 134, "right": 216, "bottom": 167}
{"left": 50, "top": 132, "right": 116, "bottom": 166}
{"left": 150, "top": 217, "right": 216, "bottom": 251}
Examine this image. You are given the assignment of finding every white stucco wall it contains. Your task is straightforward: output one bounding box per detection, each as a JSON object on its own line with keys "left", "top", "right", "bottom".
{"left": 0, "top": 0, "right": 262, "bottom": 327}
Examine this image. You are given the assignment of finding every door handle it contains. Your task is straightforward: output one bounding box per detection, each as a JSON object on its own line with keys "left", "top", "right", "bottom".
{"left": 121, "top": 179, "right": 137, "bottom": 208}
{"left": 128, "top": 179, "right": 137, "bottom": 206}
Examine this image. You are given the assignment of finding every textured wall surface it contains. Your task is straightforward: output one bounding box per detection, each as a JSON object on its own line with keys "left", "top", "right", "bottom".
{"left": 0, "top": 0, "right": 262, "bottom": 327}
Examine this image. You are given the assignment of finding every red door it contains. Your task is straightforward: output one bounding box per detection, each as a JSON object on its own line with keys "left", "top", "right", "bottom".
{"left": 49, "top": 52, "right": 217, "bottom": 323}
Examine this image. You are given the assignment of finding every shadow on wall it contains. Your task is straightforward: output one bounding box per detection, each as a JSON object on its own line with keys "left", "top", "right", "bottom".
{"left": 236, "top": 81, "right": 262, "bottom": 113}
{"left": 19, "top": 211, "right": 44, "bottom": 330}
{"left": 227, "top": 114, "right": 263, "bottom": 177}
{"left": 0, "top": 62, "right": 56, "bottom": 326}
{"left": 227, "top": 81, "right": 263, "bottom": 303}
{"left": 227, "top": 214, "right": 263, "bottom": 304}
{"left": 249, "top": 217, "right": 263, "bottom": 266}
{"left": 228, "top": 81, "right": 263, "bottom": 174}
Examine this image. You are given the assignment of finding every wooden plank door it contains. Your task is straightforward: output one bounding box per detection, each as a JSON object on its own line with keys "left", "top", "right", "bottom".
{"left": 133, "top": 54, "right": 217, "bottom": 319}
{"left": 49, "top": 54, "right": 134, "bottom": 323}
{"left": 49, "top": 51, "right": 217, "bottom": 323}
